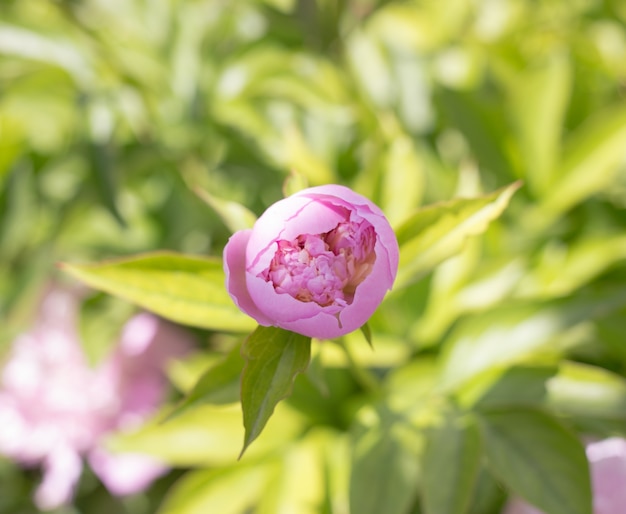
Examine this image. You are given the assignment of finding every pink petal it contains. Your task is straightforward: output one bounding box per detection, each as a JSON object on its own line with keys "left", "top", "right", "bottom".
{"left": 96, "top": 314, "right": 194, "bottom": 429}
{"left": 336, "top": 238, "right": 396, "bottom": 331}
{"left": 278, "top": 311, "right": 346, "bottom": 339}
{"left": 588, "top": 438, "right": 626, "bottom": 514}
{"left": 294, "top": 184, "right": 386, "bottom": 218}
{"left": 501, "top": 499, "right": 544, "bottom": 514}
{"left": 89, "top": 447, "right": 167, "bottom": 496}
{"left": 245, "top": 273, "right": 326, "bottom": 324}
{"left": 224, "top": 229, "right": 273, "bottom": 326}
{"left": 34, "top": 445, "right": 83, "bottom": 511}
{"left": 246, "top": 196, "right": 347, "bottom": 276}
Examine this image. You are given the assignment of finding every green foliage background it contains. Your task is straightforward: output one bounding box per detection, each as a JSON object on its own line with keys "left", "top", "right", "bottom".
{"left": 2, "top": 0, "right": 626, "bottom": 513}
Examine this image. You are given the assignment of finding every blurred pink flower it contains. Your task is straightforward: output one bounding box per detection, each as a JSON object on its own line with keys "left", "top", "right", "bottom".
{"left": 224, "top": 184, "right": 399, "bottom": 339}
{"left": 0, "top": 288, "right": 192, "bottom": 510}
{"left": 503, "top": 438, "right": 626, "bottom": 514}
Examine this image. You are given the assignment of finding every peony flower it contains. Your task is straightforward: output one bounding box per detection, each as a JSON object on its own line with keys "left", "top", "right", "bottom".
{"left": 224, "top": 184, "right": 399, "bottom": 339}
{"left": 502, "top": 438, "right": 626, "bottom": 514}
{"left": 0, "top": 288, "right": 192, "bottom": 510}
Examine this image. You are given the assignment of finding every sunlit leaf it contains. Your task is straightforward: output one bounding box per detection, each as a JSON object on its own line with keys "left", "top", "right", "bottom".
{"left": 256, "top": 430, "right": 328, "bottom": 514}
{"left": 381, "top": 135, "right": 425, "bottom": 226}
{"left": 346, "top": 29, "right": 394, "bottom": 108}
{"left": 540, "top": 102, "right": 626, "bottom": 218}
{"left": 478, "top": 407, "right": 592, "bottom": 514}
{"left": 395, "top": 182, "right": 521, "bottom": 287}
{"left": 517, "top": 235, "right": 626, "bottom": 299}
{"left": 507, "top": 51, "right": 571, "bottom": 196}
{"left": 547, "top": 361, "right": 626, "bottom": 428}
{"left": 240, "top": 326, "right": 311, "bottom": 456}
{"left": 61, "top": 252, "right": 256, "bottom": 332}
{"left": 282, "top": 169, "right": 309, "bottom": 197}
{"left": 108, "top": 403, "right": 304, "bottom": 467}
{"left": 439, "top": 288, "right": 626, "bottom": 391}
{"left": 159, "top": 462, "right": 274, "bottom": 514}
{"left": 0, "top": 25, "right": 92, "bottom": 84}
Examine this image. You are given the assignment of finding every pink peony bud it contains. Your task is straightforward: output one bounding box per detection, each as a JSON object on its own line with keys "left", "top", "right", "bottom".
{"left": 224, "top": 184, "right": 399, "bottom": 339}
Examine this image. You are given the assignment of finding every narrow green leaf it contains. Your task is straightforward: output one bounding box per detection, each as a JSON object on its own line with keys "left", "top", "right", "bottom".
{"left": 360, "top": 322, "right": 374, "bottom": 349}
{"left": 165, "top": 342, "right": 244, "bottom": 422}
{"left": 395, "top": 182, "right": 521, "bottom": 287}
{"left": 240, "top": 326, "right": 311, "bottom": 456}
{"left": 439, "top": 288, "right": 626, "bottom": 391}
{"left": 507, "top": 51, "right": 571, "bottom": 196}
{"left": 350, "top": 408, "right": 422, "bottom": 514}
{"left": 194, "top": 187, "right": 257, "bottom": 233}
{"left": 478, "top": 407, "right": 591, "bottom": 514}
{"left": 88, "top": 140, "right": 125, "bottom": 227}
{"left": 547, "top": 361, "right": 626, "bottom": 428}
{"left": 540, "top": 101, "right": 626, "bottom": 218}
{"left": 381, "top": 135, "right": 425, "bottom": 227}
{"left": 421, "top": 409, "right": 482, "bottom": 514}
{"left": 61, "top": 252, "right": 256, "bottom": 332}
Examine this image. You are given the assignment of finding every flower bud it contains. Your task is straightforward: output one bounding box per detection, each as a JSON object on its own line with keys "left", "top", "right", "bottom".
{"left": 224, "top": 185, "right": 399, "bottom": 339}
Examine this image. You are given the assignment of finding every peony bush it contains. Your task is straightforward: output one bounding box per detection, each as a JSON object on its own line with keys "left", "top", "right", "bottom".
{"left": 0, "top": 288, "right": 192, "bottom": 510}
{"left": 3, "top": 0, "right": 626, "bottom": 512}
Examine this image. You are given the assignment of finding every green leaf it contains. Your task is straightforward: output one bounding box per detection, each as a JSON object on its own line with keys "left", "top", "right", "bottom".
{"left": 240, "top": 326, "right": 311, "bottom": 456}
{"left": 166, "top": 342, "right": 244, "bottom": 421}
{"left": 478, "top": 407, "right": 592, "bottom": 514}
{"left": 395, "top": 182, "right": 521, "bottom": 287}
{"left": 518, "top": 235, "right": 626, "bottom": 299}
{"left": 159, "top": 463, "right": 273, "bottom": 514}
{"left": 381, "top": 134, "right": 425, "bottom": 226}
{"left": 439, "top": 288, "right": 626, "bottom": 391}
{"left": 108, "top": 403, "right": 304, "bottom": 467}
{"left": 256, "top": 430, "right": 330, "bottom": 514}
{"left": 507, "top": 51, "right": 571, "bottom": 196}
{"left": 88, "top": 140, "right": 125, "bottom": 227}
{"left": 466, "top": 465, "right": 507, "bottom": 514}
{"left": 421, "top": 408, "right": 482, "bottom": 514}
{"left": 61, "top": 252, "right": 256, "bottom": 332}
{"left": 282, "top": 169, "right": 309, "bottom": 197}
{"left": 540, "top": 101, "right": 626, "bottom": 218}
{"left": 457, "top": 365, "right": 557, "bottom": 409}
{"left": 350, "top": 408, "right": 421, "bottom": 514}
{"left": 360, "top": 322, "right": 374, "bottom": 349}
{"left": 193, "top": 187, "right": 257, "bottom": 233}
{"left": 437, "top": 89, "right": 517, "bottom": 179}
{"left": 547, "top": 361, "right": 626, "bottom": 429}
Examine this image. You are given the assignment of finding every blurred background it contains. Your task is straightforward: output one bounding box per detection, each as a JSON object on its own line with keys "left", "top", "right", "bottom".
{"left": 1, "top": 0, "right": 626, "bottom": 513}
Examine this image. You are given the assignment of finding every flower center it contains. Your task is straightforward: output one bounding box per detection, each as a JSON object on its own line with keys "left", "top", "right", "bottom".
{"left": 260, "top": 219, "right": 376, "bottom": 307}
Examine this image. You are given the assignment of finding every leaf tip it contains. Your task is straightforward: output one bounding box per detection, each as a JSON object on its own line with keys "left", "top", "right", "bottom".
{"left": 360, "top": 323, "right": 374, "bottom": 350}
